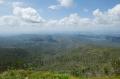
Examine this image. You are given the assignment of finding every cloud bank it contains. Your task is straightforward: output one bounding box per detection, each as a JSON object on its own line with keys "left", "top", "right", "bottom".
{"left": 0, "top": 1, "right": 120, "bottom": 35}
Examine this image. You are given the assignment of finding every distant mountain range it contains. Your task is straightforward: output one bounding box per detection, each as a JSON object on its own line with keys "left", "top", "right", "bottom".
{"left": 0, "top": 33, "right": 120, "bottom": 48}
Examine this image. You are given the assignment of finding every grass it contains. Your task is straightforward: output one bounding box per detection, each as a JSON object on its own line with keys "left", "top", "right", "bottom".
{"left": 0, "top": 70, "right": 119, "bottom": 79}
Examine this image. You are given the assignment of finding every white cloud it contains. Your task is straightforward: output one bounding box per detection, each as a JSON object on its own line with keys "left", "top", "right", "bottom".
{"left": 12, "top": 2, "right": 24, "bottom": 7}
{"left": 58, "top": 0, "right": 74, "bottom": 8}
{"left": 0, "top": 16, "right": 20, "bottom": 26}
{"left": 47, "top": 4, "right": 120, "bottom": 33}
{"left": 93, "top": 9, "right": 103, "bottom": 17}
{"left": 13, "top": 3, "right": 45, "bottom": 23}
{"left": 48, "top": 5, "right": 60, "bottom": 10}
{"left": 57, "top": 13, "right": 92, "bottom": 26}
{"left": 108, "top": 4, "right": 120, "bottom": 16}
{"left": 48, "top": 0, "right": 74, "bottom": 10}
{"left": 93, "top": 4, "right": 120, "bottom": 25}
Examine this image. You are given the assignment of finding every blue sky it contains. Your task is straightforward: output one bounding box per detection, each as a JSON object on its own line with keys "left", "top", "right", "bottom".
{"left": 0, "top": 0, "right": 120, "bottom": 19}
{"left": 0, "top": 0, "right": 120, "bottom": 35}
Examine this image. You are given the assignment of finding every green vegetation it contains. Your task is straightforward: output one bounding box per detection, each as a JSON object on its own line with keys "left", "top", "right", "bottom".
{"left": 0, "top": 34, "right": 120, "bottom": 78}
{"left": 0, "top": 70, "right": 120, "bottom": 79}
{"left": 0, "top": 45, "right": 120, "bottom": 77}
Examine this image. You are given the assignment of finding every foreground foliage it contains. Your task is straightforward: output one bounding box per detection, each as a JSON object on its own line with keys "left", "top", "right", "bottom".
{"left": 0, "top": 70, "right": 120, "bottom": 79}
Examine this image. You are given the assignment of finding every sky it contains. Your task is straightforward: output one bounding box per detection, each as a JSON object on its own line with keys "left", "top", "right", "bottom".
{"left": 0, "top": 0, "right": 120, "bottom": 35}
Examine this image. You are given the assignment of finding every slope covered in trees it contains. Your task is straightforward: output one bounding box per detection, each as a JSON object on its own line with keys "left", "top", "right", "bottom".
{"left": 0, "top": 34, "right": 119, "bottom": 77}
{"left": 0, "top": 45, "right": 120, "bottom": 76}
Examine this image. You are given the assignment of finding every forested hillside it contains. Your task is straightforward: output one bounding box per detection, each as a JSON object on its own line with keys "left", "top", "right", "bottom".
{"left": 0, "top": 34, "right": 120, "bottom": 78}
{"left": 0, "top": 44, "right": 120, "bottom": 76}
